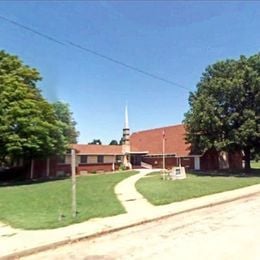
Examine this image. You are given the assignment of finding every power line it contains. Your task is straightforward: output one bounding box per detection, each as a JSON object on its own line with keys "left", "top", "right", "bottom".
{"left": 0, "top": 15, "right": 66, "bottom": 46}
{"left": 0, "top": 14, "right": 190, "bottom": 91}
{"left": 67, "top": 41, "right": 189, "bottom": 90}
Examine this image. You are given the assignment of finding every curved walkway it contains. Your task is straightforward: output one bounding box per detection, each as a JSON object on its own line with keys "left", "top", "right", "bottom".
{"left": 115, "top": 169, "right": 159, "bottom": 214}
{"left": 2, "top": 170, "right": 260, "bottom": 258}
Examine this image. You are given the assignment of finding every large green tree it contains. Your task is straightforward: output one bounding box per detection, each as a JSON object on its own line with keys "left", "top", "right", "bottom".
{"left": 52, "top": 101, "right": 78, "bottom": 144}
{"left": 184, "top": 53, "right": 260, "bottom": 171}
{"left": 0, "top": 50, "right": 68, "bottom": 164}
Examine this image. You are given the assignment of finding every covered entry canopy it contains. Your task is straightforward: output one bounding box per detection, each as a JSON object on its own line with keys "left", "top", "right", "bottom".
{"left": 126, "top": 151, "right": 148, "bottom": 167}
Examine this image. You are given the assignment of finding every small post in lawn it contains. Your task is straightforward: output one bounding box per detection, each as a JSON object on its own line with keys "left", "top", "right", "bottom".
{"left": 71, "top": 148, "right": 77, "bottom": 218}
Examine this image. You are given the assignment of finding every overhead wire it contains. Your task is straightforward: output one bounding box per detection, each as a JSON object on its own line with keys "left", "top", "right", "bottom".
{"left": 0, "top": 14, "right": 191, "bottom": 91}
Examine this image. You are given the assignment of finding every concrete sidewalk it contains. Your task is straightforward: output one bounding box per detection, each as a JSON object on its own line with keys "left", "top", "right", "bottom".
{"left": 115, "top": 169, "right": 156, "bottom": 213}
{"left": 1, "top": 171, "right": 260, "bottom": 259}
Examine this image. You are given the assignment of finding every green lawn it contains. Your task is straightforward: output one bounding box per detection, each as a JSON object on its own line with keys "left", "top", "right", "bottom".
{"left": 251, "top": 161, "right": 260, "bottom": 169}
{"left": 0, "top": 171, "right": 136, "bottom": 230}
{"left": 136, "top": 172, "right": 260, "bottom": 205}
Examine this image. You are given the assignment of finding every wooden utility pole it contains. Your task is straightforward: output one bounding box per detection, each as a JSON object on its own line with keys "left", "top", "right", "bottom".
{"left": 71, "top": 149, "right": 77, "bottom": 218}
{"left": 162, "top": 130, "right": 166, "bottom": 180}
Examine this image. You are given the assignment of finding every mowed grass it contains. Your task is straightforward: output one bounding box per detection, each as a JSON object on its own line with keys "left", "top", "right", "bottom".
{"left": 0, "top": 171, "right": 136, "bottom": 230}
{"left": 251, "top": 161, "right": 260, "bottom": 169}
{"left": 136, "top": 172, "right": 260, "bottom": 205}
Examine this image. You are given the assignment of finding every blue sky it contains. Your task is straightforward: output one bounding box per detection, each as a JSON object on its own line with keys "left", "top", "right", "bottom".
{"left": 0, "top": 1, "right": 259, "bottom": 144}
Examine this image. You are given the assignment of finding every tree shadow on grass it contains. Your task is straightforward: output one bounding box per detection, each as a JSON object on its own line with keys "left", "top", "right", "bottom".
{"left": 0, "top": 175, "right": 70, "bottom": 187}
{"left": 190, "top": 168, "right": 260, "bottom": 178}
{"left": 0, "top": 165, "right": 72, "bottom": 187}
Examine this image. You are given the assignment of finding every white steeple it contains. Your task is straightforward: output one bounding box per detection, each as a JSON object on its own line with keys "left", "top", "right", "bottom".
{"left": 122, "top": 105, "right": 130, "bottom": 147}
{"left": 122, "top": 105, "right": 131, "bottom": 169}
{"left": 124, "top": 105, "right": 129, "bottom": 129}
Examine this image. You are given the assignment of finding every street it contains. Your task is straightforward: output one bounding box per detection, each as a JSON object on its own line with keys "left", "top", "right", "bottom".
{"left": 23, "top": 194, "right": 260, "bottom": 260}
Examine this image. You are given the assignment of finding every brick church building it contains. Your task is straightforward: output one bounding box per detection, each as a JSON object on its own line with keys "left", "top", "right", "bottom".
{"left": 28, "top": 107, "right": 243, "bottom": 178}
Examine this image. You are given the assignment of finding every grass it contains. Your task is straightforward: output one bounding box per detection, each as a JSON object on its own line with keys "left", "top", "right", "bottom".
{"left": 0, "top": 171, "right": 136, "bottom": 230}
{"left": 251, "top": 160, "right": 260, "bottom": 169}
{"left": 136, "top": 171, "right": 260, "bottom": 205}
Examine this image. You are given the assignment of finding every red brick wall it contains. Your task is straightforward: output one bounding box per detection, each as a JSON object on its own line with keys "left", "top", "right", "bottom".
{"left": 142, "top": 157, "right": 177, "bottom": 169}
{"left": 200, "top": 150, "right": 219, "bottom": 171}
{"left": 55, "top": 163, "right": 71, "bottom": 175}
{"left": 31, "top": 159, "right": 121, "bottom": 179}
{"left": 228, "top": 151, "right": 243, "bottom": 169}
{"left": 77, "top": 163, "right": 120, "bottom": 173}
{"left": 28, "top": 158, "right": 71, "bottom": 179}
{"left": 29, "top": 149, "right": 242, "bottom": 179}
{"left": 180, "top": 157, "right": 195, "bottom": 171}
{"left": 142, "top": 157, "right": 194, "bottom": 170}
{"left": 49, "top": 159, "right": 58, "bottom": 177}
{"left": 31, "top": 159, "right": 71, "bottom": 178}
{"left": 200, "top": 149, "right": 243, "bottom": 171}
{"left": 33, "top": 159, "right": 47, "bottom": 179}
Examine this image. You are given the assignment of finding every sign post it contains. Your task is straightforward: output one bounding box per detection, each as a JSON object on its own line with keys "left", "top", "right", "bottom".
{"left": 71, "top": 149, "right": 77, "bottom": 218}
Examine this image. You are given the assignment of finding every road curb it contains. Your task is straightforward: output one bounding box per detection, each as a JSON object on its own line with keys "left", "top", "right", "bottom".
{"left": 2, "top": 189, "right": 260, "bottom": 260}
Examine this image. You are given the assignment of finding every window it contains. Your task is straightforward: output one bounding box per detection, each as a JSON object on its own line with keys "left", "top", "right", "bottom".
{"left": 97, "top": 155, "right": 104, "bottom": 163}
{"left": 80, "top": 155, "right": 88, "bottom": 164}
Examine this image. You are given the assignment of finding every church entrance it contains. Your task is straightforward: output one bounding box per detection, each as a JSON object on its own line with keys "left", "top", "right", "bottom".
{"left": 130, "top": 153, "right": 147, "bottom": 168}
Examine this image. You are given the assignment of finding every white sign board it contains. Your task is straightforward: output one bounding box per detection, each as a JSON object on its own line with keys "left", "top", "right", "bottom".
{"left": 169, "top": 166, "right": 186, "bottom": 180}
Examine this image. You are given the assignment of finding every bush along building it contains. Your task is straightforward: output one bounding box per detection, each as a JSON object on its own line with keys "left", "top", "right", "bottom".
{"left": 27, "top": 106, "right": 243, "bottom": 178}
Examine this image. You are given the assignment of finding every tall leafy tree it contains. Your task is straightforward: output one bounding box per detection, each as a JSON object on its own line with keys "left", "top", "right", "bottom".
{"left": 52, "top": 101, "right": 78, "bottom": 144}
{"left": 184, "top": 53, "right": 260, "bottom": 171}
{"left": 0, "top": 50, "right": 67, "bottom": 164}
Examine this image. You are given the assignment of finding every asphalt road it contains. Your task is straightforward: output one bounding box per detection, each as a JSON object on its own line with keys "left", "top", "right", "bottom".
{"left": 23, "top": 194, "right": 260, "bottom": 260}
